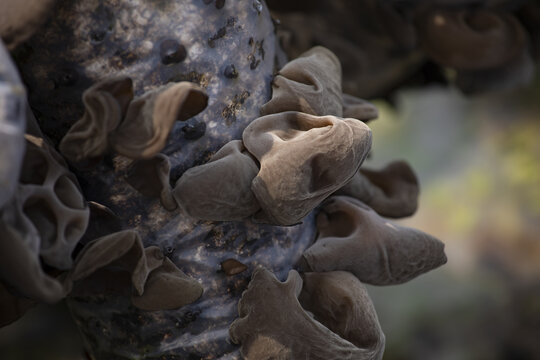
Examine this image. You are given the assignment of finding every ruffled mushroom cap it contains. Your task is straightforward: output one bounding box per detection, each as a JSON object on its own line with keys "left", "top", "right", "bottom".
{"left": 243, "top": 111, "right": 372, "bottom": 225}
{"left": 230, "top": 267, "right": 384, "bottom": 360}
{"left": 342, "top": 94, "right": 379, "bottom": 122}
{"left": 298, "top": 271, "right": 385, "bottom": 357}
{"left": 112, "top": 82, "right": 208, "bottom": 159}
{"left": 125, "top": 153, "right": 177, "bottom": 211}
{"left": 68, "top": 230, "right": 203, "bottom": 311}
{"left": 260, "top": 46, "right": 343, "bottom": 117}
{"left": 0, "top": 0, "right": 56, "bottom": 50}
{"left": 172, "top": 140, "right": 260, "bottom": 221}
{"left": 302, "top": 196, "right": 447, "bottom": 285}
{"left": 336, "top": 160, "right": 419, "bottom": 218}
{"left": 59, "top": 77, "right": 134, "bottom": 163}
{"left": 415, "top": 8, "right": 527, "bottom": 70}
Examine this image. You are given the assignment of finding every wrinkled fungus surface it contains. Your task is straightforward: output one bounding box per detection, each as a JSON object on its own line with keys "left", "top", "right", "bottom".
{"left": 303, "top": 196, "right": 447, "bottom": 285}
{"left": 230, "top": 267, "right": 383, "bottom": 360}
{"left": 244, "top": 111, "right": 372, "bottom": 225}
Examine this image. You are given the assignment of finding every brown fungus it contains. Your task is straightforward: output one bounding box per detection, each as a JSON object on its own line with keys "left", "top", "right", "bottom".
{"left": 68, "top": 230, "right": 203, "bottom": 310}
{"left": 173, "top": 140, "right": 260, "bottom": 221}
{"left": 59, "top": 77, "right": 134, "bottom": 163}
{"left": 112, "top": 81, "right": 208, "bottom": 159}
{"left": 243, "top": 111, "right": 372, "bottom": 226}
{"left": 342, "top": 94, "right": 379, "bottom": 122}
{"left": 125, "top": 153, "right": 177, "bottom": 211}
{"left": 299, "top": 271, "right": 385, "bottom": 358}
{"left": 336, "top": 160, "right": 419, "bottom": 218}
{"left": 415, "top": 8, "right": 527, "bottom": 71}
{"left": 229, "top": 267, "right": 384, "bottom": 360}
{"left": 260, "top": 46, "right": 343, "bottom": 117}
{"left": 221, "top": 258, "right": 248, "bottom": 276}
{"left": 302, "top": 196, "right": 447, "bottom": 285}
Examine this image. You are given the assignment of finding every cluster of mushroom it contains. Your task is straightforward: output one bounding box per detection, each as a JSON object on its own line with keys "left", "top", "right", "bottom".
{"left": 174, "top": 47, "right": 375, "bottom": 226}
{"left": 163, "top": 45, "right": 447, "bottom": 359}
{"left": 0, "top": 41, "right": 209, "bottom": 326}
{"left": 269, "top": 0, "right": 539, "bottom": 96}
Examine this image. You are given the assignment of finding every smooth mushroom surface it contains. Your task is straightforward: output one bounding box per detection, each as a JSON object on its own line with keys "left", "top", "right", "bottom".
{"left": 173, "top": 140, "right": 260, "bottom": 221}
{"left": 0, "top": 195, "right": 67, "bottom": 304}
{"left": 342, "top": 94, "right": 379, "bottom": 123}
{"left": 229, "top": 267, "right": 381, "bottom": 360}
{"left": 260, "top": 46, "right": 343, "bottom": 117}
{"left": 68, "top": 230, "right": 203, "bottom": 311}
{"left": 112, "top": 82, "right": 208, "bottom": 159}
{"left": 415, "top": 8, "right": 527, "bottom": 70}
{"left": 302, "top": 196, "right": 447, "bottom": 285}
{"left": 0, "top": 0, "right": 57, "bottom": 50}
{"left": 336, "top": 160, "right": 419, "bottom": 218}
{"left": 243, "top": 111, "right": 372, "bottom": 225}
{"left": 125, "top": 153, "right": 177, "bottom": 211}
{"left": 299, "top": 271, "right": 385, "bottom": 359}
{"left": 19, "top": 134, "right": 89, "bottom": 270}
{"left": 59, "top": 77, "right": 134, "bottom": 164}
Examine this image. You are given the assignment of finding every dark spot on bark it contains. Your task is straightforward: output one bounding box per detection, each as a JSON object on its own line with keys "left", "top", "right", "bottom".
{"left": 53, "top": 68, "right": 79, "bottom": 88}
{"left": 221, "top": 90, "right": 250, "bottom": 125}
{"left": 160, "top": 39, "right": 187, "bottom": 65}
{"left": 208, "top": 27, "right": 226, "bottom": 48}
{"left": 181, "top": 121, "right": 206, "bottom": 140}
{"left": 89, "top": 29, "right": 107, "bottom": 43}
{"left": 223, "top": 64, "right": 238, "bottom": 78}
{"left": 215, "top": 0, "right": 225, "bottom": 9}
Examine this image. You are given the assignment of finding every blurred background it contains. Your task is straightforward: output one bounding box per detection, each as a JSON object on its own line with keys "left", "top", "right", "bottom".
{"left": 2, "top": 74, "right": 539, "bottom": 360}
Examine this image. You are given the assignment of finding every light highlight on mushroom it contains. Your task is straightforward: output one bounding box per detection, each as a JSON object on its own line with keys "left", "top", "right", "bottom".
{"left": 243, "top": 111, "right": 372, "bottom": 225}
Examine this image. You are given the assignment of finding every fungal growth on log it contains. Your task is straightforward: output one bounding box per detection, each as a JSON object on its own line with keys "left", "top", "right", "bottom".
{"left": 14, "top": 0, "right": 540, "bottom": 358}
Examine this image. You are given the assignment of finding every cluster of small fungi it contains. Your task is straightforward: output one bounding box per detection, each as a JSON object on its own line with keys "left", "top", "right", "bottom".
{"left": 0, "top": 0, "right": 452, "bottom": 359}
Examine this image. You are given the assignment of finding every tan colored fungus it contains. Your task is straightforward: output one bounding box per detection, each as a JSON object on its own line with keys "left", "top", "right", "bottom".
{"left": 221, "top": 259, "right": 248, "bottom": 276}
{"left": 19, "top": 134, "right": 89, "bottom": 269}
{"left": 229, "top": 267, "right": 383, "bottom": 360}
{"left": 173, "top": 140, "right": 260, "bottom": 221}
{"left": 125, "top": 153, "right": 177, "bottom": 211}
{"left": 243, "top": 111, "right": 372, "bottom": 225}
{"left": 336, "top": 160, "right": 419, "bottom": 218}
{"left": 302, "top": 196, "right": 447, "bottom": 285}
{"left": 415, "top": 8, "right": 527, "bottom": 70}
{"left": 112, "top": 82, "right": 208, "bottom": 159}
{"left": 342, "top": 94, "right": 379, "bottom": 122}
{"left": 0, "top": 0, "right": 57, "bottom": 50}
{"left": 260, "top": 46, "right": 343, "bottom": 117}
{"left": 299, "top": 271, "right": 385, "bottom": 359}
{"left": 68, "top": 230, "right": 203, "bottom": 311}
{"left": 59, "top": 77, "right": 134, "bottom": 163}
